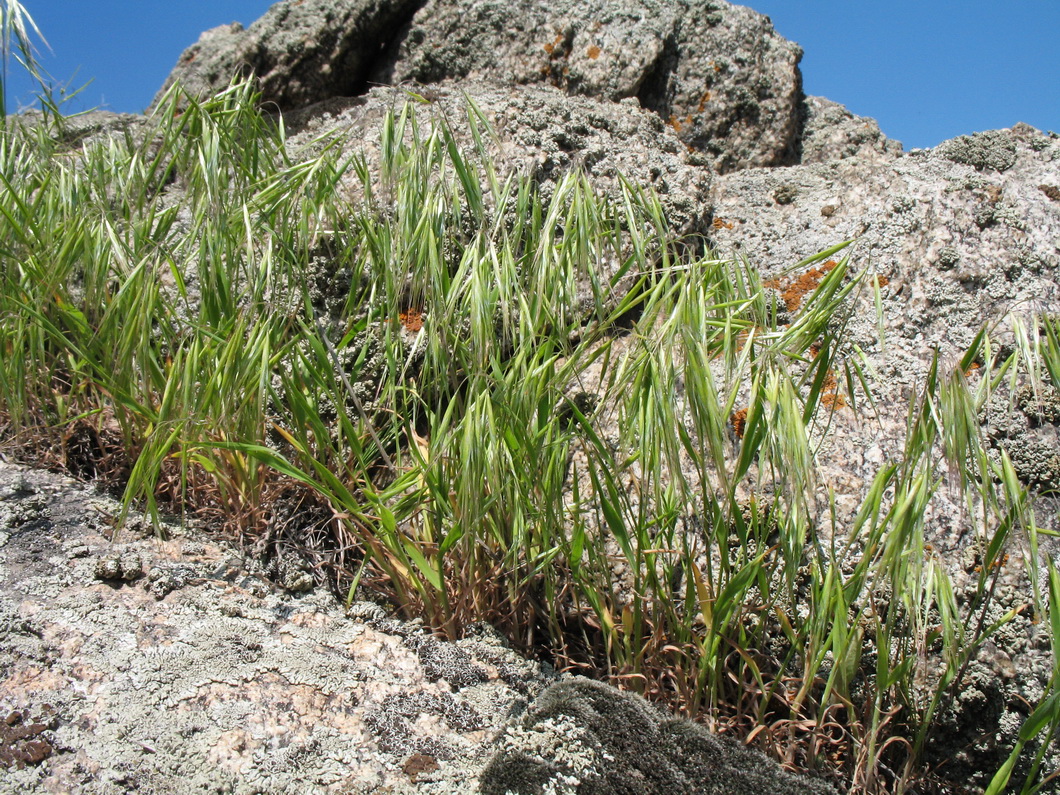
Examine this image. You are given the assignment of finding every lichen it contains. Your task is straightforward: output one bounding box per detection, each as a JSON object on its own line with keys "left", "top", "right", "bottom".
{"left": 1016, "top": 383, "right": 1060, "bottom": 424}
{"left": 939, "top": 130, "right": 1018, "bottom": 172}
{"left": 772, "top": 182, "right": 798, "bottom": 205}
{"left": 477, "top": 677, "right": 837, "bottom": 794}
{"left": 937, "top": 247, "right": 960, "bottom": 269}
{"left": 415, "top": 635, "right": 489, "bottom": 688}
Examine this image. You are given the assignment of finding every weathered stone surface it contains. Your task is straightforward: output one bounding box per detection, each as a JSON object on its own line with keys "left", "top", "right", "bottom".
{"left": 372, "top": 0, "right": 804, "bottom": 171}
{"left": 156, "top": 0, "right": 808, "bottom": 172}
{"left": 709, "top": 123, "right": 1060, "bottom": 366}
{"left": 13, "top": 1, "right": 1060, "bottom": 791}
{"left": 798, "top": 95, "right": 903, "bottom": 164}
{"left": 0, "top": 463, "right": 555, "bottom": 793}
{"left": 0, "top": 462, "right": 850, "bottom": 793}
{"left": 12, "top": 109, "right": 148, "bottom": 151}
{"left": 707, "top": 127, "right": 1060, "bottom": 762}
{"left": 152, "top": 0, "right": 425, "bottom": 110}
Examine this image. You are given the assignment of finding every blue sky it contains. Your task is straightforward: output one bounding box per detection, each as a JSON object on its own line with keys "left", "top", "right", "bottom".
{"left": 5, "top": 1, "right": 1058, "bottom": 150}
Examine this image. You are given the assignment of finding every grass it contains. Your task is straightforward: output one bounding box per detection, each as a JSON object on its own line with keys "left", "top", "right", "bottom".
{"left": 1, "top": 78, "right": 1058, "bottom": 793}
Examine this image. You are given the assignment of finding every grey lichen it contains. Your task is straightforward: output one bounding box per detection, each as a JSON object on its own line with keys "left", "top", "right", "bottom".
{"left": 772, "top": 183, "right": 798, "bottom": 205}
{"left": 983, "top": 388, "right": 1060, "bottom": 491}
{"left": 937, "top": 246, "right": 961, "bottom": 269}
{"left": 0, "top": 490, "right": 49, "bottom": 532}
{"left": 940, "top": 130, "right": 1018, "bottom": 172}
{"left": 365, "top": 690, "right": 485, "bottom": 758}
{"left": 145, "top": 561, "right": 203, "bottom": 599}
{"left": 415, "top": 634, "right": 489, "bottom": 689}
{"left": 1016, "top": 383, "right": 1060, "bottom": 424}
{"left": 478, "top": 677, "right": 836, "bottom": 794}
{"left": 92, "top": 550, "right": 143, "bottom": 583}
{"left": 891, "top": 195, "right": 916, "bottom": 214}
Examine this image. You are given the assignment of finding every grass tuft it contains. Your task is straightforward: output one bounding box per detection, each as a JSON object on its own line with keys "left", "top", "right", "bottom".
{"left": 0, "top": 79, "right": 1056, "bottom": 792}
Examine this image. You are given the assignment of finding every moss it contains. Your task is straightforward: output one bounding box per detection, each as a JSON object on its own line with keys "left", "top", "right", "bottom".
{"left": 480, "top": 750, "right": 564, "bottom": 795}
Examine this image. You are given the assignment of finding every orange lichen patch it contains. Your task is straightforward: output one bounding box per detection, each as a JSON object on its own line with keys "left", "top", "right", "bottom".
{"left": 586, "top": 44, "right": 601, "bottom": 60}
{"left": 763, "top": 260, "right": 838, "bottom": 313}
{"left": 543, "top": 33, "right": 564, "bottom": 55}
{"left": 712, "top": 217, "right": 735, "bottom": 230}
{"left": 697, "top": 91, "right": 712, "bottom": 112}
{"left": 872, "top": 274, "right": 889, "bottom": 289}
{"left": 974, "top": 552, "right": 1009, "bottom": 574}
{"left": 668, "top": 114, "right": 694, "bottom": 133}
{"left": 807, "top": 344, "right": 847, "bottom": 410}
{"left": 731, "top": 408, "right": 748, "bottom": 439}
{"left": 820, "top": 370, "right": 846, "bottom": 409}
{"left": 398, "top": 308, "right": 424, "bottom": 332}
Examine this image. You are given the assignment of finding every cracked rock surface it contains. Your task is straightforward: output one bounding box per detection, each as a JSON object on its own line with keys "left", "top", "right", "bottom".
{"left": 0, "top": 462, "right": 555, "bottom": 793}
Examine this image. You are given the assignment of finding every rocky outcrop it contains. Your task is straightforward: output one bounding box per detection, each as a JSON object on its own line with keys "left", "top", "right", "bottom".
{"left": 707, "top": 120, "right": 1060, "bottom": 565}
{"left": 0, "top": 462, "right": 835, "bottom": 794}
{"left": 156, "top": 0, "right": 838, "bottom": 172}
{"left": 797, "top": 94, "right": 903, "bottom": 163}
{"left": 13, "top": 0, "right": 1060, "bottom": 792}
{"left": 371, "top": 0, "right": 804, "bottom": 171}
{"left": 152, "top": 0, "right": 425, "bottom": 110}
{"left": 710, "top": 123, "right": 1060, "bottom": 384}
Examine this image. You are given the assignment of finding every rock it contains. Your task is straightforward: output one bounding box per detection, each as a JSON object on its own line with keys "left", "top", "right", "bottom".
{"left": 709, "top": 122, "right": 1060, "bottom": 535}
{"left": 13, "top": 109, "right": 148, "bottom": 150}
{"left": 370, "top": 0, "right": 804, "bottom": 172}
{"left": 0, "top": 462, "right": 557, "bottom": 794}
{"left": 479, "top": 677, "right": 837, "bottom": 794}
{"left": 939, "top": 128, "right": 1019, "bottom": 173}
{"left": 152, "top": 0, "right": 426, "bottom": 110}
{"left": 709, "top": 122, "right": 1059, "bottom": 365}
{"left": 153, "top": 0, "right": 907, "bottom": 174}
{"left": 798, "top": 95, "right": 903, "bottom": 163}
{"left": 9, "top": 1, "right": 1060, "bottom": 791}
{"left": 278, "top": 80, "right": 712, "bottom": 328}
{"left": 156, "top": 0, "right": 808, "bottom": 172}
